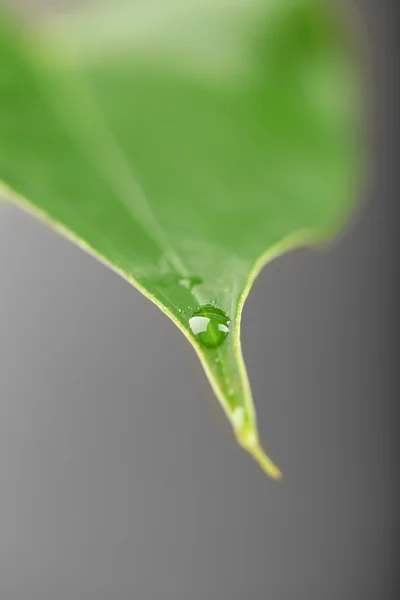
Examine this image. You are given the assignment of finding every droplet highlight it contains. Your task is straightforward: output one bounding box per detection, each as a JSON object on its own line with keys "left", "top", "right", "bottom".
{"left": 189, "top": 305, "right": 230, "bottom": 348}
{"left": 178, "top": 276, "right": 203, "bottom": 291}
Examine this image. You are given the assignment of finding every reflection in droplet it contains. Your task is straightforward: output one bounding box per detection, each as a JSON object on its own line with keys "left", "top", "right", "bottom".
{"left": 189, "top": 305, "right": 230, "bottom": 348}
{"left": 178, "top": 276, "right": 203, "bottom": 291}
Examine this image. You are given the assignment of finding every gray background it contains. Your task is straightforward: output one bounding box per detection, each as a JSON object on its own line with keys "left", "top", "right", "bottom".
{"left": 0, "top": 1, "right": 399, "bottom": 598}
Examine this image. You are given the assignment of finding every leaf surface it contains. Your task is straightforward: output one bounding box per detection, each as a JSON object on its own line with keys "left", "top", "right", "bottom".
{"left": 0, "top": 0, "right": 361, "bottom": 476}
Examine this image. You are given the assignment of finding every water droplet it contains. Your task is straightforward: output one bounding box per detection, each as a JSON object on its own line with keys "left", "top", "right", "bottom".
{"left": 178, "top": 276, "right": 203, "bottom": 291}
{"left": 189, "top": 305, "right": 230, "bottom": 348}
{"left": 232, "top": 407, "right": 245, "bottom": 429}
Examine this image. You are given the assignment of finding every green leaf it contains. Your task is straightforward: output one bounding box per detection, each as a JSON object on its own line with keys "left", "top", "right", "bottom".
{"left": 0, "top": 0, "right": 361, "bottom": 477}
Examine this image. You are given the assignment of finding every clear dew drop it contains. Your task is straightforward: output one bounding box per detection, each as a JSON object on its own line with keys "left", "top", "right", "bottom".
{"left": 189, "top": 304, "right": 230, "bottom": 348}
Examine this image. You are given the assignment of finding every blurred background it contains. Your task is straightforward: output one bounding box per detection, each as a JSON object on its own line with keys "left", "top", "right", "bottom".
{"left": 0, "top": 1, "right": 399, "bottom": 598}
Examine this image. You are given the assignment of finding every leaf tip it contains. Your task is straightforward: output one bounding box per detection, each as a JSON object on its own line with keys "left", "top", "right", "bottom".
{"left": 248, "top": 440, "right": 283, "bottom": 481}
{"left": 235, "top": 425, "right": 282, "bottom": 480}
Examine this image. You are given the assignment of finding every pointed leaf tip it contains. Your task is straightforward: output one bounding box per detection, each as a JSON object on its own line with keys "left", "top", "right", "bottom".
{"left": 235, "top": 423, "right": 282, "bottom": 480}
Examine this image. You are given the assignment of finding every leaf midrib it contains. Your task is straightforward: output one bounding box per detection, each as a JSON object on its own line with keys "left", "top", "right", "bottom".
{"left": 36, "top": 37, "right": 188, "bottom": 274}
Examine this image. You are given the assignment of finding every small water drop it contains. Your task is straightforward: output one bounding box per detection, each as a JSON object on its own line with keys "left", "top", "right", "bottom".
{"left": 178, "top": 276, "right": 203, "bottom": 291}
{"left": 189, "top": 305, "right": 230, "bottom": 348}
{"left": 232, "top": 407, "right": 245, "bottom": 429}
